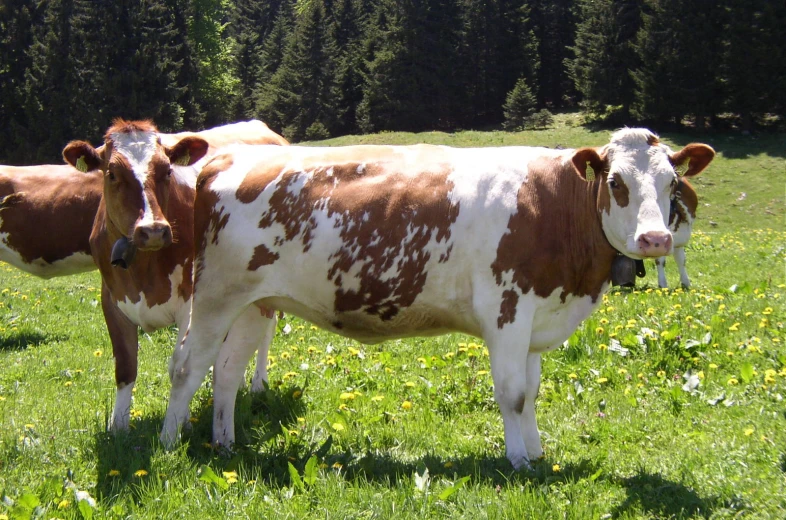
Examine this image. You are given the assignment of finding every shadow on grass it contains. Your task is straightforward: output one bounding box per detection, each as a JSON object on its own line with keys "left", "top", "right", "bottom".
{"left": 92, "top": 387, "right": 729, "bottom": 519}
{"left": 0, "top": 329, "right": 62, "bottom": 351}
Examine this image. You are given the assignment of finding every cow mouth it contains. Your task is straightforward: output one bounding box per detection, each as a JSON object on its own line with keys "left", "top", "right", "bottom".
{"left": 111, "top": 236, "right": 138, "bottom": 269}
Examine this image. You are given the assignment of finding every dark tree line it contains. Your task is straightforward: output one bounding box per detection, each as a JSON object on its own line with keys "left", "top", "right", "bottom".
{"left": 1, "top": 0, "right": 783, "bottom": 164}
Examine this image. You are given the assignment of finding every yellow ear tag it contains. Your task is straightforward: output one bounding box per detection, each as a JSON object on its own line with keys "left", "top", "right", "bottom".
{"left": 76, "top": 156, "right": 88, "bottom": 173}
{"left": 675, "top": 162, "right": 688, "bottom": 177}
{"left": 174, "top": 151, "right": 191, "bottom": 166}
{"left": 585, "top": 164, "right": 596, "bottom": 182}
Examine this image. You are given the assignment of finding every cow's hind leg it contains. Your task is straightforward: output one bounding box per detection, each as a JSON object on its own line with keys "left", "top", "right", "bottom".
{"left": 212, "top": 307, "right": 276, "bottom": 447}
{"left": 161, "top": 299, "right": 247, "bottom": 449}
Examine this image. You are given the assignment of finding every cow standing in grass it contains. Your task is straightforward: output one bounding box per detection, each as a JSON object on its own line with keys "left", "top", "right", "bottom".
{"left": 0, "top": 164, "right": 102, "bottom": 278}
{"left": 161, "top": 128, "right": 714, "bottom": 469}
{"left": 62, "top": 119, "right": 289, "bottom": 431}
{"left": 657, "top": 178, "right": 699, "bottom": 288}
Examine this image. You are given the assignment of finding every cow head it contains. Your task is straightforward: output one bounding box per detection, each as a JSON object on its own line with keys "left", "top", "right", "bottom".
{"left": 63, "top": 119, "right": 209, "bottom": 257}
{"left": 571, "top": 128, "right": 714, "bottom": 259}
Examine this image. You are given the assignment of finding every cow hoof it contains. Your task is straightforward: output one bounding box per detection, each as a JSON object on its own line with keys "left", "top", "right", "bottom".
{"left": 508, "top": 453, "right": 532, "bottom": 471}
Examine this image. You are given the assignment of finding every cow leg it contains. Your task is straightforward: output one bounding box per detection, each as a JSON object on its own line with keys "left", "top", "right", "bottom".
{"left": 486, "top": 319, "right": 535, "bottom": 470}
{"left": 656, "top": 256, "right": 668, "bottom": 288}
{"left": 212, "top": 308, "right": 276, "bottom": 447}
{"left": 101, "top": 282, "right": 138, "bottom": 431}
{"left": 161, "top": 300, "right": 246, "bottom": 449}
{"left": 674, "top": 247, "right": 690, "bottom": 288}
{"left": 250, "top": 310, "right": 277, "bottom": 392}
{"left": 521, "top": 352, "right": 543, "bottom": 460}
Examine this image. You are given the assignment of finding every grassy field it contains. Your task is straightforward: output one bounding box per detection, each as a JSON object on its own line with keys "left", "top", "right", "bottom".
{"left": 0, "top": 118, "right": 783, "bottom": 518}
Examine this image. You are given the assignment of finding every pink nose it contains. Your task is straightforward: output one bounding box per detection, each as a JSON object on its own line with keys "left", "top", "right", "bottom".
{"left": 133, "top": 221, "right": 172, "bottom": 251}
{"left": 637, "top": 231, "right": 672, "bottom": 257}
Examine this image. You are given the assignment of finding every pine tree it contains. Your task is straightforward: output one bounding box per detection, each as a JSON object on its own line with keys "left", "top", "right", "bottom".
{"left": 503, "top": 78, "right": 537, "bottom": 130}
{"left": 529, "top": 0, "right": 577, "bottom": 108}
{"left": 259, "top": 0, "right": 336, "bottom": 141}
{"left": 632, "top": 0, "right": 724, "bottom": 127}
{"left": 723, "top": 0, "right": 786, "bottom": 131}
{"left": 567, "top": 0, "right": 643, "bottom": 122}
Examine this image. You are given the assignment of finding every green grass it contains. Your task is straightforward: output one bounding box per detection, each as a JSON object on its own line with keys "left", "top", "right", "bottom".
{"left": 1, "top": 119, "right": 784, "bottom": 519}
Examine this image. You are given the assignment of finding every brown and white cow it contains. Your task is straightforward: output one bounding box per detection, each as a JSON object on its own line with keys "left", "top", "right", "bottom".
{"left": 161, "top": 129, "right": 714, "bottom": 469}
{"left": 62, "top": 119, "right": 289, "bottom": 431}
{"left": 0, "top": 164, "right": 102, "bottom": 278}
{"left": 656, "top": 178, "right": 699, "bottom": 288}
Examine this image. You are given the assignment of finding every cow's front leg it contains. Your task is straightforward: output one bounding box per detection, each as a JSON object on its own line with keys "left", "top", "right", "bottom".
{"left": 250, "top": 309, "right": 277, "bottom": 392}
{"left": 213, "top": 307, "right": 277, "bottom": 447}
{"left": 674, "top": 247, "right": 690, "bottom": 288}
{"left": 656, "top": 256, "right": 668, "bottom": 288}
{"left": 521, "top": 352, "right": 543, "bottom": 460}
{"left": 101, "top": 282, "right": 139, "bottom": 431}
{"left": 487, "top": 317, "right": 535, "bottom": 470}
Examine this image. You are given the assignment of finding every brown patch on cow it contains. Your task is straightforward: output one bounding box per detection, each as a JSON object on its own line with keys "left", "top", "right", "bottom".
{"left": 237, "top": 146, "right": 460, "bottom": 321}
{"left": 193, "top": 154, "right": 235, "bottom": 287}
{"left": 609, "top": 173, "right": 630, "bottom": 208}
{"left": 646, "top": 134, "right": 660, "bottom": 146}
{"left": 0, "top": 165, "right": 102, "bottom": 271}
{"left": 105, "top": 118, "right": 158, "bottom": 139}
{"left": 491, "top": 155, "right": 617, "bottom": 315}
{"left": 676, "top": 178, "right": 697, "bottom": 218}
{"left": 248, "top": 244, "right": 280, "bottom": 270}
{"left": 497, "top": 289, "right": 519, "bottom": 328}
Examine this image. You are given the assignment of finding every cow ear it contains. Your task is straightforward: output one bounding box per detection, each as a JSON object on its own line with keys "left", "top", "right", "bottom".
{"left": 167, "top": 136, "right": 210, "bottom": 167}
{"left": 63, "top": 140, "right": 103, "bottom": 172}
{"left": 670, "top": 143, "right": 715, "bottom": 177}
{"left": 571, "top": 147, "right": 605, "bottom": 181}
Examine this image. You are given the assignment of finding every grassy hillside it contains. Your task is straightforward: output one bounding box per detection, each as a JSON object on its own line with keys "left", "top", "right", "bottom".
{"left": 0, "top": 121, "right": 783, "bottom": 519}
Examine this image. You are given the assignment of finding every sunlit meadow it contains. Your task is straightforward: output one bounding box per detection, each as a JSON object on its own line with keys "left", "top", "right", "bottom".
{"left": 0, "top": 120, "right": 783, "bottom": 518}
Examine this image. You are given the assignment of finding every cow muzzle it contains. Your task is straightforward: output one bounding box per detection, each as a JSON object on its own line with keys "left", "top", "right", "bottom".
{"left": 636, "top": 230, "right": 672, "bottom": 257}
{"left": 133, "top": 221, "right": 173, "bottom": 251}
{"left": 111, "top": 236, "right": 138, "bottom": 269}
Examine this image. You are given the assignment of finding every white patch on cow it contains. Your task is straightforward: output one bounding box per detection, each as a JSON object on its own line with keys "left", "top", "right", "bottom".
{"left": 0, "top": 239, "right": 94, "bottom": 278}
{"left": 111, "top": 382, "right": 134, "bottom": 431}
{"left": 112, "top": 130, "right": 159, "bottom": 227}
{"left": 115, "top": 264, "right": 190, "bottom": 333}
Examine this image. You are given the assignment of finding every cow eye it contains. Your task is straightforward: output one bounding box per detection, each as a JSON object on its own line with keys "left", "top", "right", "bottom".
{"left": 106, "top": 171, "right": 116, "bottom": 182}
{"left": 609, "top": 179, "right": 619, "bottom": 189}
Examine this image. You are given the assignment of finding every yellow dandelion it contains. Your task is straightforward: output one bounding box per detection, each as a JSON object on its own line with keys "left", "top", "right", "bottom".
{"left": 598, "top": 344, "right": 608, "bottom": 351}
{"left": 595, "top": 327, "right": 605, "bottom": 335}
{"left": 657, "top": 370, "right": 666, "bottom": 377}
{"left": 348, "top": 347, "right": 360, "bottom": 356}
{"left": 568, "top": 373, "right": 578, "bottom": 379}
{"left": 404, "top": 381, "right": 416, "bottom": 388}
{"left": 283, "top": 371, "right": 298, "bottom": 380}
{"left": 332, "top": 423, "right": 345, "bottom": 431}
{"left": 552, "top": 464, "right": 561, "bottom": 472}
{"left": 728, "top": 323, "right": 740, "bottom": 332}
{"left": 58, "top": 499, "right": 70, "bottom": 509}
{"left": 744, "top": 428, "right": 754, "bottom": 436}
{"left": 338, "top": 403, "right": 349, "bottom": 411}
{"left": 134, "top": 469, "right": 148, "bottom": 477}
{"left": 288, "top": 429, "right": 299, "bottom": 436}
{"left": 600, "top": 318, "right": 609, "bottom": 325}
{"left": 292, "top": 390, "right": 302, "bottom": 399}
{"left": 477, "top": 370, "right": 489, "bottom": 376}
{"left": 596, "top": 377, "right": 608, "bottom": 384}
{"left": 618, "top": 368, "right": 628, "bottom": 375}
{"left": 64, "top": 381, "right": 73, "bottom": 387}
{"left": 727, "top": 378, "right": 739, "bottom": 385}
{"left": 401, "top": 400, "right": 413, "bottom": 410}
{"left": 332, "top": 462, "right": 343, "bottom": 469}
{"left": 340, "top": 392, "right": 356, "bottom": 400}
{"left": 444, "top": 461, "right": 453, "bottom": 468}
{"left": 762, "top": 307, "right": 773, "bottom": 315}
{"left": 93, "top": 350, "right": 102, "bottom": 357}
{"left": 108, "top": 469, "right": 120, "bottom": 477}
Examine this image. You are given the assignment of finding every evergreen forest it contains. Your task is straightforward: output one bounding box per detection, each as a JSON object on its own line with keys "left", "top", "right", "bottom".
{"left": 1, "top": 0, "right": 783, "bottom": 164}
